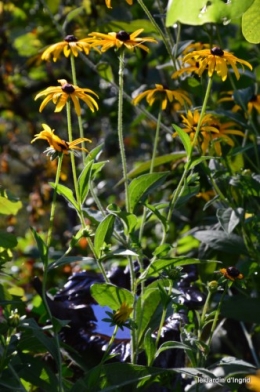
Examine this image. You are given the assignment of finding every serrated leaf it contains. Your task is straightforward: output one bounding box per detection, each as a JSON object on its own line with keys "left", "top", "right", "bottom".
{"left": 90, "top": 283, "right": 134, "bottom": 310}
{"left": 129, "top": 172, "right": 169, "bottom": 213}
{"left": 49, "top": 182, "right": 79, "bottom": 211}
{"left": 172, "top": 124, "right": 191, "bottom": 156}
{"left": 167, "top": 0, "right": 254, "bottom": 26}
{"left": 94, "top": 214, "right": 115, "bottom": 258}
{"left": 242, "top": 0, "right": 260, "bottom": 43}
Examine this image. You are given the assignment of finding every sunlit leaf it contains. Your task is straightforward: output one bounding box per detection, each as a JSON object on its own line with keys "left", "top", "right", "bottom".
{"left": 49, "top": 183, "right": 79, "bottom": 211}
{"left": 90, "top": 283, "right": 134, "bottom": 310}
{"left": 172, "top": 124, "right": 191, "bottom": 156}
{"left": 166, "top": 0, "right": 254, "bottom": 26}
{"left": 94, "top": 214, "right": 115, "bottom": 258}
{"left": 242, "top": 0, "right": 260, "bottom": 43}
{"left": 0, "top": 196, "right": 22, "bottom": 215}
{"left": 129, "top": 172, "right": 169, "bottom": 213}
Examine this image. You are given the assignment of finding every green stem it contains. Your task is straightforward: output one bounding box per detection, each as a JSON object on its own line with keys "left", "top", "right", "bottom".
{"left": 66, "top": 100, "right": 80, "bottom": 205}
{"left": 42, "top": 155, "right": 64, "bottom": 392}
{"left": 137, "top": 0, "right": 176, "bottom": 68}
{"left": 70, "top": 55, "right": 87, "bottom": 160}
{"left": 100, "top": 325, "right": 119, "bottom": 364}
{"left": 118, "top": 50, "right": 130, "bottom": 212}
{"left": 166, "top": 77, "right": 213, "bottom": 223}
{"left": 139, "top": 110, "right": 162, "bottom": 242}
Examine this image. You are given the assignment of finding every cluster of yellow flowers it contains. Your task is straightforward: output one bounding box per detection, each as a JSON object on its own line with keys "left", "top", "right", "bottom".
{"left": 32, "top": 22, "right": 254, "bottom": 158}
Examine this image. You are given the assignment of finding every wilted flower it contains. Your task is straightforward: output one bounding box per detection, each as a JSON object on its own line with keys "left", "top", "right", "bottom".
{"left": 89, "top": 29, "right": 157, "bottom": 53}
{"left": 41, "top": 35, "right": 94, "bottom": 62}
{"left": 219, "top": 266, "right": 244, "bottom": 281}
{"left": 35, "top": 79, "right": 99, "bottom": 115}
{"left": 31, "top": 124, "right": 91, "bottom": 156}
{"left": 182, "top": 46, "right": 252, "bottom": 81}
{"left": 132, "top": 84, "right": 191, "bottom": 110}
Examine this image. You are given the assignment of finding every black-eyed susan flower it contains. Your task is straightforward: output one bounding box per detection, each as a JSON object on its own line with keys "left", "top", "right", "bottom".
{"left": 173, "top": 110, "right": 244, "bottom": 155}
{"left": 219, "top": 266, "right": 244, "bottom": 281}
{"left": 219, "top": 91, "right": 260, "bottom": 115}
{"left": 31, "top": 124, "right": 91, "bottom": 155}
{"left": 132, "top": 84, "right": 192, "bottom": 110}
{"left": 183, "top": 46, "right": 253, "bottom": 81}
{"left": 246, "top": 371, "right": 260, "bottom": 391}
{"left": 105, "top": 0, "right": 133, "bottom": 8}
{"left": 35, "top": 79, "right": 99, "bottom": 116}
{"left": 89, "top": 29, "right": 157, "bottom": 53}
{"left": 41, "top": 35, "right": 94, "bottom": 62}
{"left": 172, "top": 42, "right": 210, "bottom": 79}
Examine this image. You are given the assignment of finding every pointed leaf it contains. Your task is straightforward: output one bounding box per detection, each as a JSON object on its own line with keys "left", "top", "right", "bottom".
{"left": 172, "top": 124, "right": 191, "bottom": 156}
{"left": 94, "top": 214, "right": 115, "bottom": 258}
{"left": 49, "top": 182, "right": 79, "bottom": 211}
{"left": 129, "top": 172, "right": 169, "bottom": 213}
{"left": 78, "top": 161, "right": 93, "bottom": 205}
{"left": 217, "top": 207, "right": 244, "bottom": 234}
{"left": 30, "top": 227, "right": 48, "bottom": 264}
{"left": 144, "top": 329, "right": 156, "bottom": 366}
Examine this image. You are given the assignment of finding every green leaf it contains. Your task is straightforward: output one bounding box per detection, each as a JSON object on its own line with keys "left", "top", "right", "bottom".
{"left": 90, "top": 283, "right": 134, "bottom": 310}
{"left": 30, "top": 227, "right": 48, "bottom": 264}
{"left": 0, "top": 232, "right": 18, "bottom": 249}
{"left": 144, "top": 202, "right": 168, "bottom": 230}
{"left": 194, "top": 230, "right": 248, "bottom": 255}
{"left": 94, "top": 214, "right": 115, "bottom": 258}
{"left": 187, "top": 156, "right": 218, "bottom": 170}
{"left": 62, "top": 6, "right": 84, "bottom": 30}
{"left": 72, "top": 363, "right": 218, "bottom": 392}
{"left": 107, "top": 204, "right": 137, "bottom": 235}
{"left": 48, "top": 256, "right": 95, "bottom": 270}
{"left": 144, "top": 329, "right": 156, "bottom": 366}
{"left": 0, "top": 196, "right": 22, "bottom": 215}
{"left": 49, "top": 182, "right": 79, "bottom": 211}
{"left": 167, "top": 0, "right": 254, "bottom": 26}
{"left": 140, "top": 257, "right": 216, "bottom": 279}
{"left": 125, "top": 152, "right": 186, "bottom": 180}
{"left": 96, "top": 62, "right": 114, "bottom": 83}
{"left": 78, "top": 161, "right": 93, "bottom": 206}
{"left": 129, "top": 172, "right": 169, "bottom": 213}
{"left": 84, "top": 143, "right": 104, "bottom": 164}
{"left": 172, "top": 124, "right": 191, "bottom": 156}
{"left": 155, "top": 341, "right": 193, "bottom": 358}
{"left": 217, "top": 207, "right": 244, "bottom": 234}
{"left": 174, "top": 183, "right": 200, "bottom": 207}
{"left": 242, "top": 0, "right": 260, "bottom": 43}
{"left": 20, "top": 318, "right": 60, "bottom": 364}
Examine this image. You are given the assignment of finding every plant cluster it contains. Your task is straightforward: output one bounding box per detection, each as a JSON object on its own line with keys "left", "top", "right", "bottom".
{"left": 1, "top": 0, "right": 260, "bottom": 391}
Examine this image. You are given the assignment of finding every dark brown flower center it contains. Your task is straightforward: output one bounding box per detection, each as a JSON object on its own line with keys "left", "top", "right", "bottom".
{"left": 211, "top": 47, "right": 224, "bottom": 57}
{"left": 226, "top": 266, "right": 240, "bottom": 278}
{"left": 116, "top": 31, "right": 130, "bottom": 42}
{"left": 250, "top": 94, "right": 257, "bottom": 102}
{"left": 62, "top": 83, "right": 75, "bottom": 94}
{"left": 64, "top": 35, "right": 78, "bottom": 42}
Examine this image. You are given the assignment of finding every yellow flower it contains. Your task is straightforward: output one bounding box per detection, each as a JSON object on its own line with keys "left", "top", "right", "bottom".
{"left": 41, "top": 35, "right": 94, "bottom": 62}
{"left": 183, "top": 47, "right": 253, "bottom": 81}
{"left": 35, "top": 79, "right": 99, "bottom": 116}
{"left": 88, "top": 29, "right": 157, "bottom": 53}
{"left": 113, "top": 302, "right": 133, "bottom": 325}
{"left": 246, "top": 371, "right": 260, "bottom": 391}
{"left": 219, "top": 266, "right": 244, "bottom": 281}
{"left": 173, "top": 110, "right": 244, "bottom": 155}
{"left": 219, "top": 91, "right": 260, "bottom": 115}
{"left": 132, "top": 84, "right": 192, "bottom": 110}
{"left": 31, "top": 124, "right": 91, "bottom": 155}
{"left": 172, "top": 42, "right": 210, "bottom": 79}
{"left": 105, "top": 0, "right": 133, "bottom": 8}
